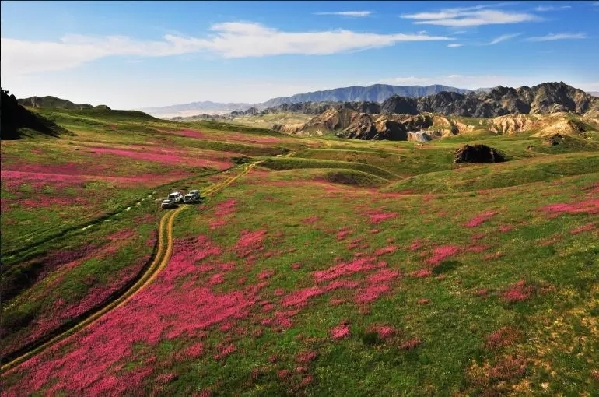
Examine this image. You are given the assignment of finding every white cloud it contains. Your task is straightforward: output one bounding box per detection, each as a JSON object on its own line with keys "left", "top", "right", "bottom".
{"left": 1, "top": 22, "right": 454, "bottom": 77}
{"left": 489, "top": 33, "right": 521, "bottom": 44}
{"left": 526, "top": 32, "right": 586, "bottom": 41}
{"left": 447, "top": 43, "right": 463, "bottom": 48}
{"left": 401, "top": 7, "right": 540, "bottom": 27}
{"left": 314, "top": 11, "right": 371, "bottom": 17}
{"left": 534, "top": 5, "right": 572, "bottom": 12}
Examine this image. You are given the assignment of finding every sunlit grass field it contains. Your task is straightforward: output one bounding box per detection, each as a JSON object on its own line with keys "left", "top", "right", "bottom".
{"left": 1, "top": 107, "right": 598, "bottom": 396}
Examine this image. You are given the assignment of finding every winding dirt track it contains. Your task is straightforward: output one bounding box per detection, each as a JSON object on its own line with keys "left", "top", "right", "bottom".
{"left": 1, "top": 161, "right": 261, "bottom": 374}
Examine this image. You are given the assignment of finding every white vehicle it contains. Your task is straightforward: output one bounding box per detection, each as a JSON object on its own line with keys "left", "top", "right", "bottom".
{"left": 184, "top": 190, "right": 201, "bottom": 203}
{"left": 168, "top": 191, "right": 184, "bottom": 203}
{"left": 161, "top": 199, "right": 176, "bottom": 209}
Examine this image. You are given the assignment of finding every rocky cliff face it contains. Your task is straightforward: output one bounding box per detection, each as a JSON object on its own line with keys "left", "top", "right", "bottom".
{"left": 279, "top": 108, "right": 436, "bottom": 140}
{"left": 378, "top": 82, "right": 595, "bottom": 118}
{"left": 236, "top": 83, "right": 596, "bottom": 120}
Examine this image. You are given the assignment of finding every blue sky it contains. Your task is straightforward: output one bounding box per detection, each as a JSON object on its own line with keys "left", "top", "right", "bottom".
{"left": 2, "top": 1, "right": 598, "bottom": 109}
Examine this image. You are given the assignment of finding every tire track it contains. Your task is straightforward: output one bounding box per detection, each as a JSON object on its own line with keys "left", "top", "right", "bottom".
{"left": 0, "top": 160, "right": 263, "bottom": 374}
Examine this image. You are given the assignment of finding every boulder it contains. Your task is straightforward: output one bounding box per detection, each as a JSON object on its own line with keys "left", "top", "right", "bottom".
{"left": 454, "top": 144, "right": 506, "bottom": 163}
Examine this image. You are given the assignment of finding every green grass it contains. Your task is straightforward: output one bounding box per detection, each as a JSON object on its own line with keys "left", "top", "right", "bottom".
{"left": 258, "top": 157, "right": 397, "bottom": 180}
{"left": 1, "top": 110, "right": 598, "bottom": 396}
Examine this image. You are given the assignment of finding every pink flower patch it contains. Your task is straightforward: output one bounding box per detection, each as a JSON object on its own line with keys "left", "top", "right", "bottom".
{"left": 296, "top": 350, "right": 319, "bottom": 364}
{"left": 467, "top": 244, "right": 492, "bottom": 253}
{"left": 485, "top": 326, "right": 521, "bottom": 350}
{"left": 366, "top": 269, "right": 400, "bottom": 284}
{"left": 281, "top": 286, "right": 324, "bottom": 308}
{"left": 329, "top": 298, "right": 346, "bottom": 306}
{"left": 156, "top": 373, "right": 178, "bottom": 384}
{"left": 540, "top": 199, "right": 599, "bottom": 217}
{"left": 570, "top": 223, "right": 596, "bottom": 235}
{"left": 499, "top": 225, "right": 514, "bottom": 233}
{"left": 410, "top": 269, "right": 432, "bottom": 278}
{"left": 209, "top": 273, "right": 224, "bottom": 285}
{"left": 474, "top": 289, "right": 490, "bottom": 297}
{"left": 213, "top": 198, "right": 237, "bottom": 217}
{"left": 313, "top": 257, "right": 379, "bottom": 282}
{"left": 324, "top": 279, "right": 360, "bottom": 291}
{"left": 330, "top": 322, "right": 351, "bottom": 340}
{"left": 400, "top": 338, "right": 421, "bottom": 350}
{"left": 483, "top": 252, "right": 503, "bottom": 261}
{"left": 347, "top": 238, "right": 362, "bottom": 250}
{"left": 213, "top": 343, "right": 236, "bottom": 360}
{"left": 291, "top": 262, "right": 302, "bottom": 270}
{"left": 501, "top": 280, "right": 534, "bottom": 303}
{"left": 258, "top": 270, "right": 275, "bottom": 280}
{"left": 367, "top": 211, "right": 397, "bottom": 224}
{"left": 355, "top": 284, "right": 390, "bottom": 304}
{"left": 277, "top": 370, "right": 291, "bottom": 379}
{"left": 369, "top": 325, "right": 396, "bottom": 340}
{"left": 209, "top": 219, "right": 227, "bottom": 230}
{"left": 426, "top": 245, "right": 460, "bottom": 265}
{"left": 374, "top": 245, "right": 398, "bottom": 256}
{"left": 409, "top": 239, "right": 424, "bottom": 251}
{"left": 183, "top": 343, "right": 204, "bottom": 358}
{"left": 336, "top": 228, "right": 352, "bottom": 241}
{"left": 302, "top": 215, "right": 320, "bottom": 224}
{"left": 417, "top": 298, "right": 430, "bottom": 305}
{"left": 370, "top": 229, "right": 380, "bottom": 234}
{"left": 235, "top": 229, "right": 267, "bottom": 258}
{"left": 464, "top": 211, "right": 498, "bottom": 228}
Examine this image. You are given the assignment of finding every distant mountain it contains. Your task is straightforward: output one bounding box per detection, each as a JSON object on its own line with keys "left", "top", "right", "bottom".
{"left": 261, "top": 84, "right": 470, "bottom": 108}
{"left": 141, "top": 101, "right": 253, "bottom": 118}
{"left": 591, "top": 91, "right": 599, "bottom": 97}
{"left": 142, "top": 84, "right": 471, "bottom": 117}
{"left": 17, "top": 96, "right": 97, "bottom": 110}
{"left": 271, "top": 82, "right": 599, "bottom": 140}
{"left": 381, "top": 82, "right": 595, "bottom": 117}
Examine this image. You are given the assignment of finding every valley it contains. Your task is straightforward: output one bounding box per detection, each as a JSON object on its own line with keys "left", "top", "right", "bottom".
{"left": 1, "top": 84, "right": 598, "bottom": 395}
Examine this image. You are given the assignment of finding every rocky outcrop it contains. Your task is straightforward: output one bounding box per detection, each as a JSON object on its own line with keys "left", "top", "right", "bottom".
{"left": 380, "top": 82, "right": 594, "bottom": 118}
{"left": 407, "top": 131, "right": 442, "bottom": 142}
{"left": 454, "top": 145, "right": 506, "bottom": 163}
{"left": 338, "top": 113, "right": 433, "bottom": 140}
{"left": 271, "top": 123, "right": 305, "bottom": 134}
{"left": 489, "top": 115, "right": 537, "bottom": 134}
{"left": 299, "top": 109, "right": 435, "bottom": 141}
{"left": 1, "top": 88, "right": 66, "bottom": 139}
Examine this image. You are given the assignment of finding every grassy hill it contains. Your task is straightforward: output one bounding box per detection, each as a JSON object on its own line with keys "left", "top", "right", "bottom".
{"left": 1, "top": 89, "right": 68, "bottom": 140}
{"left": 1, "top": 107, "right": 598, "bottom": 396}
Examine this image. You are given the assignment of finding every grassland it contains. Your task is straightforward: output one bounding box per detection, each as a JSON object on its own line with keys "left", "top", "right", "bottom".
{"left": 1, "top": 107, "right": 598, "bottom": 396}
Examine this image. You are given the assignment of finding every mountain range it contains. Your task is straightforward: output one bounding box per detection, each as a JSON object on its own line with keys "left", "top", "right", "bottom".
{"left": 140, "top": 84, "right": 471, "bottom": 117}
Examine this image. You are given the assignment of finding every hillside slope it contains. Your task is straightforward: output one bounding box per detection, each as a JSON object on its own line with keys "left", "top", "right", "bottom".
{"left": 1, "top": 89, "right": 67, "bottom": 140}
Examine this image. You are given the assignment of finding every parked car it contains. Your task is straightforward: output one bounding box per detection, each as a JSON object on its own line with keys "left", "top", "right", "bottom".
{"left": 168, "top": 191, "right": 184, "bottom": 203}
{"left": 183, "top": 193, "right": 197, "bottom": 203}
{"left": 161, "top": 198, "right": 176, "bottom": 209}
{"left": 184, "top": 190, "right": 201, "bottom": 203}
